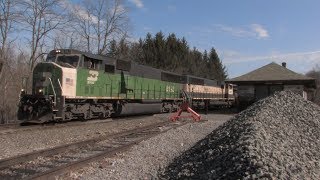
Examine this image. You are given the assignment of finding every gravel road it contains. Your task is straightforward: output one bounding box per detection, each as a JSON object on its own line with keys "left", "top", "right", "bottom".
{"left": 65, "top": 114, "right": 233, "bottom": 179}
{"left": 0, "top": 116, "right": 168, "bottom": 160}
{"left": 0, "top": 111, "right": 233, "bottom": 180}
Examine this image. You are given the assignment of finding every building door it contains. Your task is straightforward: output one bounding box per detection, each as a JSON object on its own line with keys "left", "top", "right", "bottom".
{"left": 269, "top": 85, "right": 283, "bottom": 95}
{"left": 255, "top": 85, "right": 284, "bottom": 101}
{"left": 255, "top": 85, "right": 269, "bottom": 100}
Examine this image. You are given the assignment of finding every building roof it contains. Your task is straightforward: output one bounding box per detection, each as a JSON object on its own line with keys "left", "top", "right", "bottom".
{"left": 226, "top": 62, "right": 316, "bottom": 88}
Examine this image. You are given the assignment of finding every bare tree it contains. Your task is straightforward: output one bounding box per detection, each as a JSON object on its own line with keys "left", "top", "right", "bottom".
{"left": 71, "top": 0, "right": 129, "bottom": 54}
{"left": 0, "top": 47, "right": 26, "bottom": 124}
{"left": 52, "top": 28, "right": 87, "bottom": 50}
{"left": 19, "top": 0, "right": 70, "bottom": 71}
{"left": 0, "top": 0, "right": 20, "bottom": 123}
{"left": 0, "top": 0, "right": 18, "bottom": 78}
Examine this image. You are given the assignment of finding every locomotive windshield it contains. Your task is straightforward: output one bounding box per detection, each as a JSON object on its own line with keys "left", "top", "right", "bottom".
{"left": 56, "top": 55, "right": 79, "bottom": 68}
{"left": 46, "top": 52, "right": 56, "bottom": 62}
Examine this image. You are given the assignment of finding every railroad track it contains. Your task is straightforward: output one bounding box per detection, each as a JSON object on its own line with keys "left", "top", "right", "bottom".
{"left": 0, "top": 120, "right": 188, "bottom": 179}
{"left": 0, "top": 121, "right": 108, "bottom": 136}
{"left": 0, "top": 114, "right": 156, "bottom": 135}
{"left": 0, "top": 123, "right": 20, "bottom": 130}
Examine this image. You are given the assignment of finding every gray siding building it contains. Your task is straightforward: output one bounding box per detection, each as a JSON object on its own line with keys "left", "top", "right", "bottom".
{"left": 226, "top": 62, "right": 316, "bottom": 109}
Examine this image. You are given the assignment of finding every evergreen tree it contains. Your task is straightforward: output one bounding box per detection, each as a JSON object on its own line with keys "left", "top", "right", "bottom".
{"left": 166, "top": 33, "right": 178, "bottom": 71}
{"left": 108, "top": 31, "right": 228, "bottom": 82}
{"left": 129, "top": 38, "right": 144, "bottom": 64}
{"left": 201, "top": 50, "right": 209, "bottom": 78}
{"left": 203, "top": 50, "right": 209, "bottom": 62}
{"left": 117, "top": 38, "right": 130, "bottom": 60}
{"left": 154, "top": 31, "right": 166, "bottom": 68}
{"left": 108, "top": 39, "right": 117, "bottom": 58}
{"left": 143, "top": 33, "right": 155, "bottom": 66}
{"left": 208, "top": 48, "right": 228, "bottom": 82}
{"left": 191, "top": 47, "right": 203, "bottom": 77}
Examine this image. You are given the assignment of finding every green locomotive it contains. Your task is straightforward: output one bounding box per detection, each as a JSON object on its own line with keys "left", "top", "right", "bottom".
{"left": 18, "top": 49, "right": 234, "bottom": 122}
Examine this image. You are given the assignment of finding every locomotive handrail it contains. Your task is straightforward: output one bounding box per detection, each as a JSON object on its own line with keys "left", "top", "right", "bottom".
{"left": 48, "top": 77, "right": 56, "bottom": 107}
{"left": 57, "top": 79, "right": 62, "bottom": 90}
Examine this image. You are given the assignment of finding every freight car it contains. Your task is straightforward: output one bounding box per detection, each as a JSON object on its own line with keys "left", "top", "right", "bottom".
{"left": 17, "top": 49, "right": 234, "bottom": 122}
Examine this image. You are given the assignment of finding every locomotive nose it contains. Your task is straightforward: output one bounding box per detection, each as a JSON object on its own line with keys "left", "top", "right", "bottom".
{"left": 17, "top": 63, "right": 60, "bottom": 122}
{"left": 34, "top": 72, "right": 52, "bottom": 95}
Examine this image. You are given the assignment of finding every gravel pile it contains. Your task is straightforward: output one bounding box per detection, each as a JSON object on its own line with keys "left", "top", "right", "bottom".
{"left": 161, "top": 91, "right": 320, "bottom": 179}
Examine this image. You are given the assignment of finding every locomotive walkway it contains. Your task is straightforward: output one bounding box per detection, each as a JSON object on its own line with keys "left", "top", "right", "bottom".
{"left": 0, "top": 120, "right": 188, "bottom": 179}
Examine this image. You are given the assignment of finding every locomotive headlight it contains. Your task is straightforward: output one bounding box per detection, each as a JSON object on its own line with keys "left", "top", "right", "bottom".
{"left": 20, "top": 89, "right": 26, "bottom": 96}
{"left": 38, "top": 88, "right": 43, "bottom": 94}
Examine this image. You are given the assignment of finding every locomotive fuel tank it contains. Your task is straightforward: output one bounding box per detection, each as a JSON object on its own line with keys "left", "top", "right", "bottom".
{"left": 113, "top": 103, "right": 162, "bottom": 117}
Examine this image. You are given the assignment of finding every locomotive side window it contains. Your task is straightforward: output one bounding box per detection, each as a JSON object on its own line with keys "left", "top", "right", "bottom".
{"left": 116, "top": 59, "right": 131, "bottom": 71}
{"left": 56, "top": 55, "right": 79, "bottom": 68}
{"left": 161, "top": 72, "right": 183, "bottom": 83}
{"left": 46, "top": 51, "right": 57, "bottom": 62}
{"left": 189, "top": 77, "right": 204, "bottom": 85}
{"left": 105, "top": 64, "right": 115, "bottom": 74}
{"left": 84, "top": 56, "right": 102, "bottom": 70}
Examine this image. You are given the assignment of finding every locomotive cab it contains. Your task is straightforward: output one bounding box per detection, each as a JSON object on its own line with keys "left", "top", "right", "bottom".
{"left": 18, "top": 49, "right": 79, "bottom": 122}
{"left": 18, "top": 49, "right": 112, "bottom": 123}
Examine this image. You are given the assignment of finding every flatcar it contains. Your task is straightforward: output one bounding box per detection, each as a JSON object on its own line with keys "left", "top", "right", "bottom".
{"left": 17, "top": 49, "right": 234, "bottom": 122}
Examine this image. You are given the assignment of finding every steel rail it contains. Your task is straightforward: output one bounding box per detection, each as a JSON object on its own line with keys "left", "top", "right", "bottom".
{"left": 28, "top": 131, "right": 162, "bottom": 180}
{"left": 0, "top": 121, "right": 171, "bottom": 169}
{"left": 0, "top": 114, "right": 157, "bottom": 135}
{"left": 0, "top": 120, "right": 187, "bottom": 179}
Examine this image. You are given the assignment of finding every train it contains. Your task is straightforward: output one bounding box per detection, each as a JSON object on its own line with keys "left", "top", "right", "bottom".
{"left": 17, "top": 49, "right": 235, "bottom": 123}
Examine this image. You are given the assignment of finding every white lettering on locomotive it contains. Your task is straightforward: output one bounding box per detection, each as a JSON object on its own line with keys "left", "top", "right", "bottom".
{"left": 87, "top": 70, "right": 99, "bottom": 84}
{"left": 166, "top": 85, "right": 175, "bottom": 93}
